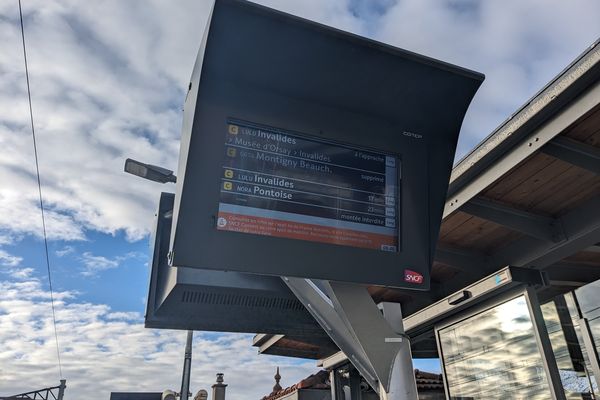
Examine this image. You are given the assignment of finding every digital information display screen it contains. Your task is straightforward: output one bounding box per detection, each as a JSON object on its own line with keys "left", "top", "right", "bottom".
{"left": 216, "top": 121, "right": 400, "bottom": 252}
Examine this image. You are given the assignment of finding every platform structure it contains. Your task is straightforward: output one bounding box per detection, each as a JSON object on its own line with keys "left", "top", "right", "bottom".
{"left": 134, "top": 1, "right": 600, "bottom": 398}
{"left": 131, "top": 0, "right": 600, "bottom": 398}
{"left": 254, "top": 40, "right": 600, "bottom": 400}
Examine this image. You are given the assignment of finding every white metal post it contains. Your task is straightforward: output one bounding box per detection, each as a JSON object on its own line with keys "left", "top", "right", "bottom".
{"left": 283, "top": 277, "right": 418, "bottom": 400}
{"left": 180, "top": 330, "right": 193, "bottom": 400}
{"left": 378, "top": 303, "right": 418, "bottom": 400}
{"left": 525, "top": 288, "right": 567, "bottom": 400}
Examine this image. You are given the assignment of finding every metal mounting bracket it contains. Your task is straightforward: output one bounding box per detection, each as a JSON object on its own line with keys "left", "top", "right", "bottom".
{"left": 282, "top": 277, "right": 418, "bottom": 400}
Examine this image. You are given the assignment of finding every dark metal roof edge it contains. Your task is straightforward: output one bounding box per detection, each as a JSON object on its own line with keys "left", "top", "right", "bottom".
{"left": 449, "top": 38, "right": 600, "bottom": 196}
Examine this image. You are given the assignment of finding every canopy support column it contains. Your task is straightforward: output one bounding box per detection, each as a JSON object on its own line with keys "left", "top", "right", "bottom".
{"left": 283, "top": 277, "right": 418, "bottom": 400}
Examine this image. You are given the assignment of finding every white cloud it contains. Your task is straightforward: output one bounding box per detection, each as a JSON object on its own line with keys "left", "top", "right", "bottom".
{"left": 0, "top": 234, "right": 17, "bottom": 246}
{"left": 0, "top": 278, "right": 316, "bottom": 400}
{"left": 0, "top": 0, "right": 597, "bottom": 245}
{"left": 0, "top": 0, "right": 205, "bottom": 243}
{"left": 0, "top": 249, "right": 35, "bottom": 279}
{"left": 258, "top": 0, "right": 365, "bottom": 34}
{"left": 374, "top": 0, "right": 600, "bottom": 158}
{"left": 79, "top": 251, "right": 144, "bottom": 276}
{"left": 0, "top": 249, "right": 23, "bottom": 267}
{"left": 55, "top": 245, "right": 74, "bottom": 257}
{"left": 7, "top": 267, "right": 35, "bottom": 279}
{"left": 80, "top": 252, "right": 119, "bottom": 276}
{"left": 0, "top": 0, "right": 364, "bottom": 245}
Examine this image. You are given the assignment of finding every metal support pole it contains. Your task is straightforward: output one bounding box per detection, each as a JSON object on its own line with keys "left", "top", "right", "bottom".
{"left": 282, "top": 277, "right": 379, "bottom": 391}
{"left": 57, "top": 380, "right": 66, "bottom": 400}
{"left": 349, "top": 369, "right": 362, "bottom": 400}
{"left": 578, "top": 317, "right": 600, "bottom": 388}
{"left": 378, "top": 303, "right": 419, "bottom": 400}
{"left": 525, "top": 288, "right": 567, "bottom": 400}
{"left": 330, "top": 370, "right": 344, "bottom": 400}
{"left": 180, "top": 330, "right": 193, "bottom": 400}
{"left": 283, "top": 277, "right": 418, "bottom": 400}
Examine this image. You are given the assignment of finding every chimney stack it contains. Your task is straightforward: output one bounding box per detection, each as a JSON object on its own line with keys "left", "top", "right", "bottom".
{"left": 212, "top": 373, "right": 227, "bottom": 400}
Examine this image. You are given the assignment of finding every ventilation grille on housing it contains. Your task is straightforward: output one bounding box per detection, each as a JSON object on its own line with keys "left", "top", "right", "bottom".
{"left": 181, "top": 290, "right": 305, "bottom": 311}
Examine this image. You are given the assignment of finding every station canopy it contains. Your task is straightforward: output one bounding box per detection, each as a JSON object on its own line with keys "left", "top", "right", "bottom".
{"left": 255, "top": 40, "right": 600, "bottom": 360}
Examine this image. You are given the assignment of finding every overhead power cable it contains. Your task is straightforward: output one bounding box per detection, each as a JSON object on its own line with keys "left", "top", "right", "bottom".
{"left": 18, "top": 0, "right": 63, "bottom": 379}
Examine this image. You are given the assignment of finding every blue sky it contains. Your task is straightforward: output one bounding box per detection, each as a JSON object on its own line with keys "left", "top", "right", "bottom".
{"left": 0, "top": 0, "right": 599, "bottom": 399}
{"left": 14, "top": 231, "right": 149, "bottom": 311}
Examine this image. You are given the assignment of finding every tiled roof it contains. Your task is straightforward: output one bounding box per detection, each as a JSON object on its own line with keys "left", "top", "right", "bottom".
{"left": 262, "top": 370, "right": 329, "bottom": 400}
{"left": 262, "top": 369, "right": 443, "bottom": 400}
{"left": 414, "top": 369, "right": 444, "bottom": 391}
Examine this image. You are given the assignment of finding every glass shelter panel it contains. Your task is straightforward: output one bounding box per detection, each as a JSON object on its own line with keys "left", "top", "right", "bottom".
{"left": 576, "top": 280, "right": 600, "bottom": 358}
{"left": 438, "top": 295, "right": 552, "bottom": 399}
{"left": 541, "top": 299, "right": 597, "bottom": 399}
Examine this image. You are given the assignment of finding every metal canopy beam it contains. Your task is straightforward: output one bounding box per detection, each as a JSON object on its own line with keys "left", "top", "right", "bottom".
{"left": 496, "top": 194, "right": 600, "bottom": 269}
{"left": 325, "top": 282, "right": 418, "bottom": 398}
{"left": 444, "top": 80, "right": 600, "bottom": 219}
{"left": 546, "top": 262, "right": 600, "bottom": 283}
{"left": 542, "top": 136, "right": 600, "bottom": 175}
{"left": 461, "top": 197, "right": 565, "bottom": 242}
{"left": 437, "top": 195, "right": 600, "bottom": 297}
{"left": 257, "top": 334, "right": 285, "bottom": 353}
{"left": 434, "top": 245, "right": 491, "bottom": 271}
{"left": 282, "top": 277, "right": 379, "bottom": 392}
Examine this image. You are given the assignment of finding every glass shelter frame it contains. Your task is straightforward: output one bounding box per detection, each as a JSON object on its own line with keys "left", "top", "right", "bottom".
{"left": 541, "top": 294, "right": 600, "bottom": 399}
{"left": 571, "top": 279, "right": 600, "bottom": 391}
{"left": 434, "top": 286, "right": 567, "bottom": 400}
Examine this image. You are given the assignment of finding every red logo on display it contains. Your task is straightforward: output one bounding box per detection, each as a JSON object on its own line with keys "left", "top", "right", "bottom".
{"left": 404, "top": 269, "right": 424, "bottom": 284}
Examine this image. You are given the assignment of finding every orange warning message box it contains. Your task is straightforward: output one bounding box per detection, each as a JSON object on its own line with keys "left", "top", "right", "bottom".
{"left": 217, "top": 212, "right": 396, "bottom": 250}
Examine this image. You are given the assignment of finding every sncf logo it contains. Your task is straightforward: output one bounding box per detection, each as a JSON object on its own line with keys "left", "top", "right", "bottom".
{"left": 404, "top": 269, "right": 424, "bottom": 284}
